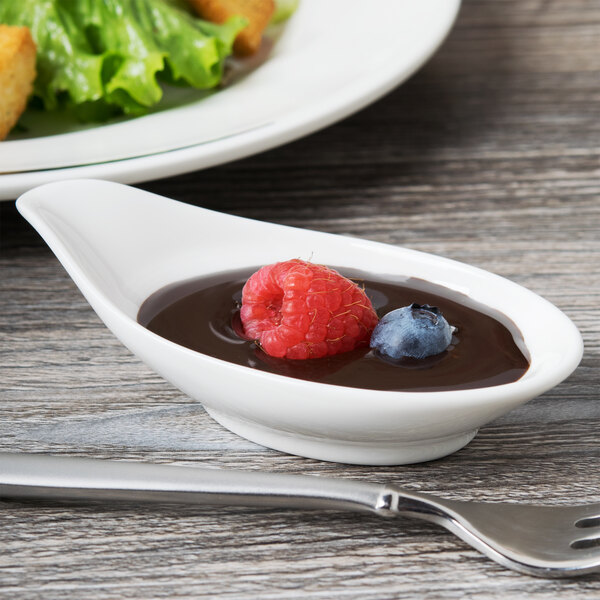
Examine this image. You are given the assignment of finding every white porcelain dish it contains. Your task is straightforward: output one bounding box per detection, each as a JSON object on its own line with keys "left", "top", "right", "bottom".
{"left": 16, "top": 180, "right": 583, "bottom": 465}
{"left": 0, "top": 0, "right": 461, "bottom": 199}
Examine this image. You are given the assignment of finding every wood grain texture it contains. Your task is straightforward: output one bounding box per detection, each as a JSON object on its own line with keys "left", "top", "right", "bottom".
{"left": 1, "top": 0, "right": 600, "bottom": 597}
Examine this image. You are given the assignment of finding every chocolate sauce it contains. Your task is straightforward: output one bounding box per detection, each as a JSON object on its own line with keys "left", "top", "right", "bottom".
{"left": 138, "top": 267, "right": 529, "bottom": 392}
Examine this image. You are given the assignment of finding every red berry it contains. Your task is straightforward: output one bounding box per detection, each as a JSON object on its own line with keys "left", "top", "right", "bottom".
{"left": 240, "top": 259, "right": 379, "bottom": 359}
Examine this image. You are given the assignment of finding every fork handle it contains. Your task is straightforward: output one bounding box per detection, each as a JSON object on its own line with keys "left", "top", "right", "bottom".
{"left": 0, "top": 452, "right": 400, "bottom": 515}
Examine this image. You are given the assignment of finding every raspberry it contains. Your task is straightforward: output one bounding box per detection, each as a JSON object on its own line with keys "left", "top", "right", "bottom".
{"left": 240, "top": 259, "right": 379, "bottom": 359}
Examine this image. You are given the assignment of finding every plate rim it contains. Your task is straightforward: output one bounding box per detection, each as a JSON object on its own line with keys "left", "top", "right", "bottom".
{"left": 1, "top": 0, "right": 461, "bottom": 200}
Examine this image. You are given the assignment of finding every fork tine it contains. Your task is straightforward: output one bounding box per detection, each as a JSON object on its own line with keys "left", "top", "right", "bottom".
{"left": 545, "top": 504, "right": 600, "bottom": 527}
{"left": 572, "top": 504, "right": 600, "bottom": 519}
{"left": 570, "top": 533, "right": 600, "bottom": 550}
{"left": 413, "top": 497, "right": 600, "bottom": 576}
{"left": 575, "top": 515, "right": 600, "bottom": 528}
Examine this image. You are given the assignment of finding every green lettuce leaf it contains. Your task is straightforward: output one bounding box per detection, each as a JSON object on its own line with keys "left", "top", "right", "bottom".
{"left": 0, "top": 0, "right": 245, "bottom": 120}
{"left": 271, "top": 0, "right": 299, "bottom": 25}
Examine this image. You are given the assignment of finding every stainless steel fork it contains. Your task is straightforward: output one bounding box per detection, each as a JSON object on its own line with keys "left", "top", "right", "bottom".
{"left": 1, "top": 452, "right": 598, "bottom": 578}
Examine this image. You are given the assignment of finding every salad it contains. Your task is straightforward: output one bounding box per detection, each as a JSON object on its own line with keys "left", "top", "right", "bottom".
{"left": 0, "top": 0, "right": 297, "bottom": 134}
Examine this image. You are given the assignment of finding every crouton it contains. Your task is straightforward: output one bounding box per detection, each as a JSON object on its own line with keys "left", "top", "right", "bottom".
{"left": 0, "top": 25, "right": 36, "bottom": 141}
{"left": 188, "top": 0, "right": 275, "bottom": 56}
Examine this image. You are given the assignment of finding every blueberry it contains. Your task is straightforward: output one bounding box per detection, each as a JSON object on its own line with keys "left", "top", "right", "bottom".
{"left": 370, "top": 303, "right": 453, "bottom": 360}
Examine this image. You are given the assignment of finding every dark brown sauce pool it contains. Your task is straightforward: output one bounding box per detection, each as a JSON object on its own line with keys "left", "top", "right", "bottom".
{"left": 138, "top": 267, "right": 529, "bottom": 392}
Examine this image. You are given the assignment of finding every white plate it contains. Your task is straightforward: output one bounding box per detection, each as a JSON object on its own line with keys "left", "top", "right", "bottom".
{"left": 0, "top": 0, "right": 460, "bottom": 199}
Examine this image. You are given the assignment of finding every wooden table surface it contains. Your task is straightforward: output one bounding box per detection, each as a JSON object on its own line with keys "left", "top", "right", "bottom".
{"left": 1, "top": 0, "right": 599, "bottom": 597}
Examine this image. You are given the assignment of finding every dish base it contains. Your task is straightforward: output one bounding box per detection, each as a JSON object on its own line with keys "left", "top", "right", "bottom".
{"left": 206, "top": 408, "right": 478, "bottom": 465}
